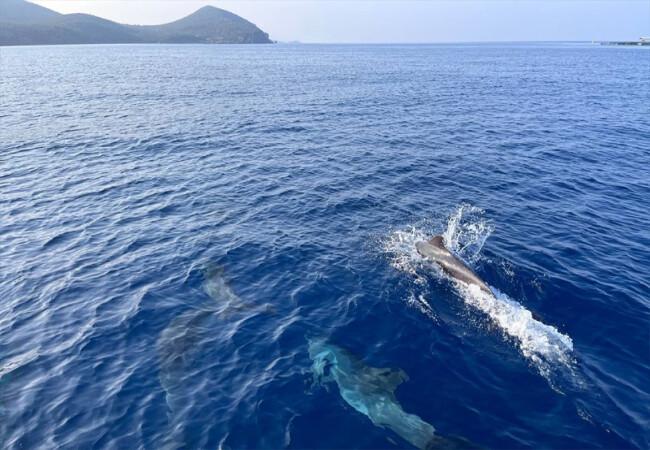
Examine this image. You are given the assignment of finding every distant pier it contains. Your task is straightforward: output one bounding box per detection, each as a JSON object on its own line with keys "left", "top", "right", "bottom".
{"left": 602, "top": 37, "right": 649, "bottom": 46}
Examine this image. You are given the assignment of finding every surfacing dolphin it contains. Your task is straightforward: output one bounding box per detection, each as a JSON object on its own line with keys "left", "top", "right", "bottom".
{"left": 416, "top": 236, "right": 493, "bottom": 295}
{"left": 417, "top": 235, "right": 546, "bottom": 325}
{"left": 308, "top": 338, "right": 460, "bottom": 449}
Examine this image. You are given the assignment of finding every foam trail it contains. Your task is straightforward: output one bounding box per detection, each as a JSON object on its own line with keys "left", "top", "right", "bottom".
{"left": 382, "top": 205, "right": 575, "bottom": 385}
{"left": 458, "top": 283, "right": 574, "bottom": 378}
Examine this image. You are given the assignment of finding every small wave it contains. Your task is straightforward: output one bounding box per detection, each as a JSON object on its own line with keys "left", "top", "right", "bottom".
{"left": 0, "top": 348, "right": 39, "bottom": 380}
{"left": 41, "top": 229, "right": 82, "bottom": 250}
{"left": 382, "top": 205, "right": 575, "bottom": 385}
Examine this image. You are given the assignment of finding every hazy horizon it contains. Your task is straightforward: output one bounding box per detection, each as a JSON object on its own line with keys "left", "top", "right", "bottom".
{"left": 30, "top": 0, "right": 650, "bottom": 44}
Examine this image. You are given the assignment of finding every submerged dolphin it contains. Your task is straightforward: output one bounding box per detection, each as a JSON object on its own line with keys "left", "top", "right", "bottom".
{"left": 416, "top": 236, "right": 492, "bottom": 295}
{"left": 159, "top": 263, "right": 272, "bottom": 387}
{"left": 158, "top": 263, "right": 273, "bottom": 446}
{"left": 202, "top": 263, "right": 275, "bottom": 318}
{"left": 308, "top": 338, "right": 455, "bottom": 449}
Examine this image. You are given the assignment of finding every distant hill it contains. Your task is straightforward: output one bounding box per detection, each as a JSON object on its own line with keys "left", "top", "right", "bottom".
{"left": 0, "top": 0, "right": 61, "bottom": 24}
{"left": 135, "top": 6, "right": 273, "bottom": 44}
{"left": 0, "top": 0, "right": 273, "bottom": 46}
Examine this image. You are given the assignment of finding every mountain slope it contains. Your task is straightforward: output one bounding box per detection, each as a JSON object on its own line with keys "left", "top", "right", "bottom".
{"left": 50, "top": 14, "right": 146, "bottom": 43}
{"left": 137, "top": 6, "right": 272, "bottom": 44}
{"left": 0, "top": 22, "right": 86, "bottom": 46}
{"left": 0, "top": 1, "right": 272, "bottom": 46}
{"left": 0, "top": 0, "right": 61, "bottom": 24}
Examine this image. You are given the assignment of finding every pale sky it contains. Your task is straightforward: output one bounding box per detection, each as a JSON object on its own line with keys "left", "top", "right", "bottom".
{"left": 31, "top": 1, "right": 650, "bottom": 43}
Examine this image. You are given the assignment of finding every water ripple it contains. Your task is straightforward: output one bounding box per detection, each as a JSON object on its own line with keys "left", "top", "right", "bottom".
{"left": 1, "top": 43, "right": 648, "bottom": 449}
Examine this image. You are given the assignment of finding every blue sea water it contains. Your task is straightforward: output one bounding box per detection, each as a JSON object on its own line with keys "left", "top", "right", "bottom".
{"left": 1, "top": 42, "right": 649, "bottom": 449}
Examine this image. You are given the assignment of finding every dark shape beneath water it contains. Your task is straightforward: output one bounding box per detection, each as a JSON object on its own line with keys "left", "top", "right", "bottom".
{"left": 308, "top": 338, "right": 471, "bottom": 449}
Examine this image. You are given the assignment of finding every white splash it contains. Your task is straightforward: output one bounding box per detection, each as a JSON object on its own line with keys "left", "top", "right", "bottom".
{"left": 406, "top": 292, "right": 438, "bottom": 322}
{"left": 381, "top": 225, "right": 430, "bottom": 284}
{"left": 382, "top": 205, "right": 575, "bottom": 383}
{"left": 381, "top": 205, "right": 492, "bottom": 287}
{"left": 441, "top": 203, "right": 493, "bottom": 263}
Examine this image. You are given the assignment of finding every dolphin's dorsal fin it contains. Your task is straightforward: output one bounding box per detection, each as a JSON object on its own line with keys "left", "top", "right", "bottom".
{"left": 428, "top": 235, "right": 445, "bottom": 249}
{"left": 386, "top": 368, "right": 409, "bottom": 390}
{"left": 375, "top": 367, "right": 409, "bottom": 391}
{"left": 204, "top": 262, "right": 225, "bottom": 279}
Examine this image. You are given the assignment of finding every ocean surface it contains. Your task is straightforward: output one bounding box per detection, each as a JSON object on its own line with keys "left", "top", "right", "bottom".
{"left": 1, "top": 43, "right": 649, "bottom": 449}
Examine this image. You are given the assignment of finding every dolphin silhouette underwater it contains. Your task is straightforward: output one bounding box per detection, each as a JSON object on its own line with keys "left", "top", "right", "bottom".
{"left": 159, "top": 263, "right": 274, "bottom": 390}
{"left": 157, "top": 263, "right": 273, "bottom": 445}
{"left": 308, "top": 338, "right": 465, "bottom": 449}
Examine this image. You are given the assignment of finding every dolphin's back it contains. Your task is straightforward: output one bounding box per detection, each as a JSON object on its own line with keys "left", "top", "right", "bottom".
{"left": 416, "top": 236, "right": 493, "bottom": 295}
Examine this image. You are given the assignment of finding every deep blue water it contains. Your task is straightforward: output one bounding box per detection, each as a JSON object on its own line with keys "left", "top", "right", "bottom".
{"left": 1, "top": 43, "right": 649, "bottom": 449}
